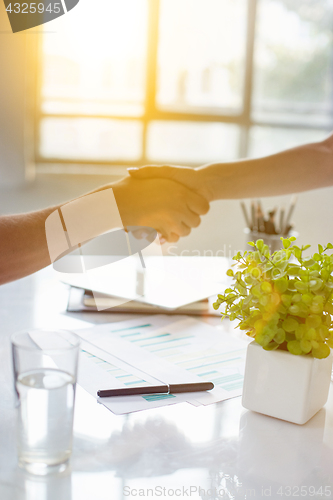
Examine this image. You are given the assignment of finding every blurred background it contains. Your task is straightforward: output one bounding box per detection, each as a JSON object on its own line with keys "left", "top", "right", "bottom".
{"left": 1, "top": 0, "right": 333, "bottom": 255}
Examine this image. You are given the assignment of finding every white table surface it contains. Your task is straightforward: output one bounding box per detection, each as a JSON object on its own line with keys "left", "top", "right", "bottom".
{"left": 1, "top": 267, "right": 333, "bottom": 500}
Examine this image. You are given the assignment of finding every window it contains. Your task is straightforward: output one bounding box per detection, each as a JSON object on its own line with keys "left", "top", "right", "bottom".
{"left": 37, "top": 0, "right": 333, "bottom": 168}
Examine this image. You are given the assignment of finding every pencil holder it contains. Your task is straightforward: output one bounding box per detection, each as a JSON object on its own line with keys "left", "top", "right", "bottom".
{"left": 244, "top": 228, "right": 298, "bottom": 252}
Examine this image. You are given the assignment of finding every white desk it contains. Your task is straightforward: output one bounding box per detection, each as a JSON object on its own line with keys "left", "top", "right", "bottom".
{"left": 1, "top": 268, "right": 333, "bottom": 500}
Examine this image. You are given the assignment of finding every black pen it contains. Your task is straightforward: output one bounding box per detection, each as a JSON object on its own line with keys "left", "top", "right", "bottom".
{"left": 97, "top": 382, "right": 214, "bottom": 398}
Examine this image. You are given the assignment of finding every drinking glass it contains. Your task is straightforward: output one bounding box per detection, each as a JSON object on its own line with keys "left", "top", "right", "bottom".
{"left": 11, "top": 329, "right": 80, "bottom": 475}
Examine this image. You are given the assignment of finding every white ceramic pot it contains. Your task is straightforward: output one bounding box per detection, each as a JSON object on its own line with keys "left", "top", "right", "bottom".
{"left": 242, "top": 341, "right": 333, "bottom": 425}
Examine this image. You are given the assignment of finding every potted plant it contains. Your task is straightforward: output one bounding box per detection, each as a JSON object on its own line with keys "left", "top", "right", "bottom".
{"left": 213, "top": 237, "right": 333, "bottom": 425}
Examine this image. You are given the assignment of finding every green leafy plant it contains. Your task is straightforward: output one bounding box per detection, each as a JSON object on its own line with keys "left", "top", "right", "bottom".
{"left": 213, "top": 237, "right": 333, "bottom": 359}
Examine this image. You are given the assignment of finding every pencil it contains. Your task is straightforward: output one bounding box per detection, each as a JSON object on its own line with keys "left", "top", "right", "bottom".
{"left": 257, "top": 199, "right": 265, "bottom": 232}
{"left": 279, "top": 207, "right": 285, "bottom": 234}
{"left": 240, "top": 202, "right": 251, "bottom": 228}
{"left": 283, "top": 195, "right": 297, "bottom": 234}
{"left": 251, "top": 201, "right": 257, "bottom": 232}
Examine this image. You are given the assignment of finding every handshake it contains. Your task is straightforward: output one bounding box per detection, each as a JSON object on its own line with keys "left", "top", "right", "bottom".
{"left": 2, "top": 134, "right": 328, "bottom": 285}
{"left": 111, "top": 165, "right": 214, "bottom": 244}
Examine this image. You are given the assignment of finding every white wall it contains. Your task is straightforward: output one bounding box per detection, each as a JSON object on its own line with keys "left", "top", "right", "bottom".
{"left": 165, "top": 187, "right": 333, "bottom": 258}
{"left": 0, "top": 1, "right": 35, "bottom": 187}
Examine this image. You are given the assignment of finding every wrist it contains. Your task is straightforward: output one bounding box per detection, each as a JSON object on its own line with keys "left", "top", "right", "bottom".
{"left": 195, "top": 165, "right": 219, "bottom": 201}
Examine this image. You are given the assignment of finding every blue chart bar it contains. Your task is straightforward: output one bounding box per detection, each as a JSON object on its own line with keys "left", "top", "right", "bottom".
{"left": 209, "top": 374, "right": 242, "bottom": 385}
{"left": 121, "top": 332, "right": 141, "bottom": 338}
{"left": 223, "top": 380, "right": 244, "bottom": 391}
{"left": 175, "top": 349, "right": 245, "bottom": 368}
{"left": 143, "top": 394, "right": 176, "bottom": 402}
{"left": 186, "top": 357, "right": 241, "bottom": 371}
{"left": 124, "top": 380, "right": 146, "bottom": 386}
{"left": 197, "top": 371, "right": 219, "bottom": 378}
{"left": 139, "top": 336, "right": 195, "bottom": 348}
{"left": 119, "top": 327, "right": 195, "bottom": 354}
{"left": 81, "top": 349, "right": 149, "bottom": 388}
{"left": 131, "top": 333, "right": 171, "bottom": 343}
{"left": 110, "top": 324, "right": 152, "bottom": 334}
{"left": 152, "top": 343, "right": 192, "bottom": 354}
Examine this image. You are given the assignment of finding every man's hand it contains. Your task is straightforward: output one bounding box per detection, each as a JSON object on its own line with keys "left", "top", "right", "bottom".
{"left": 0, "top": 173, "right": 209, "bottom": 285}
{"left": 127, "top": 165, "right": 214, "bottom": 202}
{"left": 111, "top": 175, "right": 210, "bottom": 243}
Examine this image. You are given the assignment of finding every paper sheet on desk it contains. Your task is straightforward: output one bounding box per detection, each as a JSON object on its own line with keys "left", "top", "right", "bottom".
{"left": 78, "top": 340, "right": 190, "bottom": 414}
{"left": 60, "top": 256, "right": 229, "bottom": 310}
{"left": 73, "top": 315, "right": 248, "bottom": 414}
{"left": 27, "top": 327, "right": 188, "bottom": 414}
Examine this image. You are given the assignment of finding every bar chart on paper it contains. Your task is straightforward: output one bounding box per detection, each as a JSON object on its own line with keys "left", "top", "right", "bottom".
{"left": 114, "top": 321, "right": 246, "bottom": 395}
{"left": 81, "top": 348, "right": 148, "bottom": 387}
{"left": 78, "top": 343, "right": 180, "bottom": 414}
{"left": 75, "top": 315, "right": 248, "bottom": 412}
{"left": 81, "top": 348, "right": 176, "bottom": 403}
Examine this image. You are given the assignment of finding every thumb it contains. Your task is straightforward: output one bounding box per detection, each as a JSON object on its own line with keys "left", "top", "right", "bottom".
{"left": 127, "top": 165, "right": 178, "bottom": 180}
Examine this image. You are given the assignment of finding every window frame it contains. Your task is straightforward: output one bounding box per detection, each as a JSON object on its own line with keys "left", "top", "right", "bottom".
{"left": 35, "top": 0, "right": 332, "bottom": 169}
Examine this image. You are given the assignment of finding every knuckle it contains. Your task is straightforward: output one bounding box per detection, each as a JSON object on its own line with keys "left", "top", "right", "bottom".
{"left": 200, "top": 201, "right": 210, "bottom": 215}
{"left": 193, "top": 216, "right": 201, "bottom": 228}
{"left": 181, "top": 225, "right": 191, "bottom": 236}
{"left": 169, "top": 233, "right": 179, "bottom": 243}
{"left": 189, "top": 195, "right": 210, "bottom": 215}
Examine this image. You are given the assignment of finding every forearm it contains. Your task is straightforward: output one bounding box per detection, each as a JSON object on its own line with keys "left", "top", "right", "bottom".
{"left": 0, "top": 175, "right": 209, "bottom": 284}
{"left": 0, "top": 182, "right": 122, "bottom": 285}
{"left": 0, "top": 184, "right": 119, "bottom": 285}
{"left": 0, "top": 208, "right": 56, "bottom": 285}
{"left": 0, "top": 184, "right": 113, "bottom": 285}
{"left": 197, "top": 136, "right": 333, "bottom": 200}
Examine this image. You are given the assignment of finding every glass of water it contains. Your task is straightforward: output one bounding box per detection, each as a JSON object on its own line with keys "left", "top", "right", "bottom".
{"left": 11, "top": 329, "right": 80, "bottom": 475}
